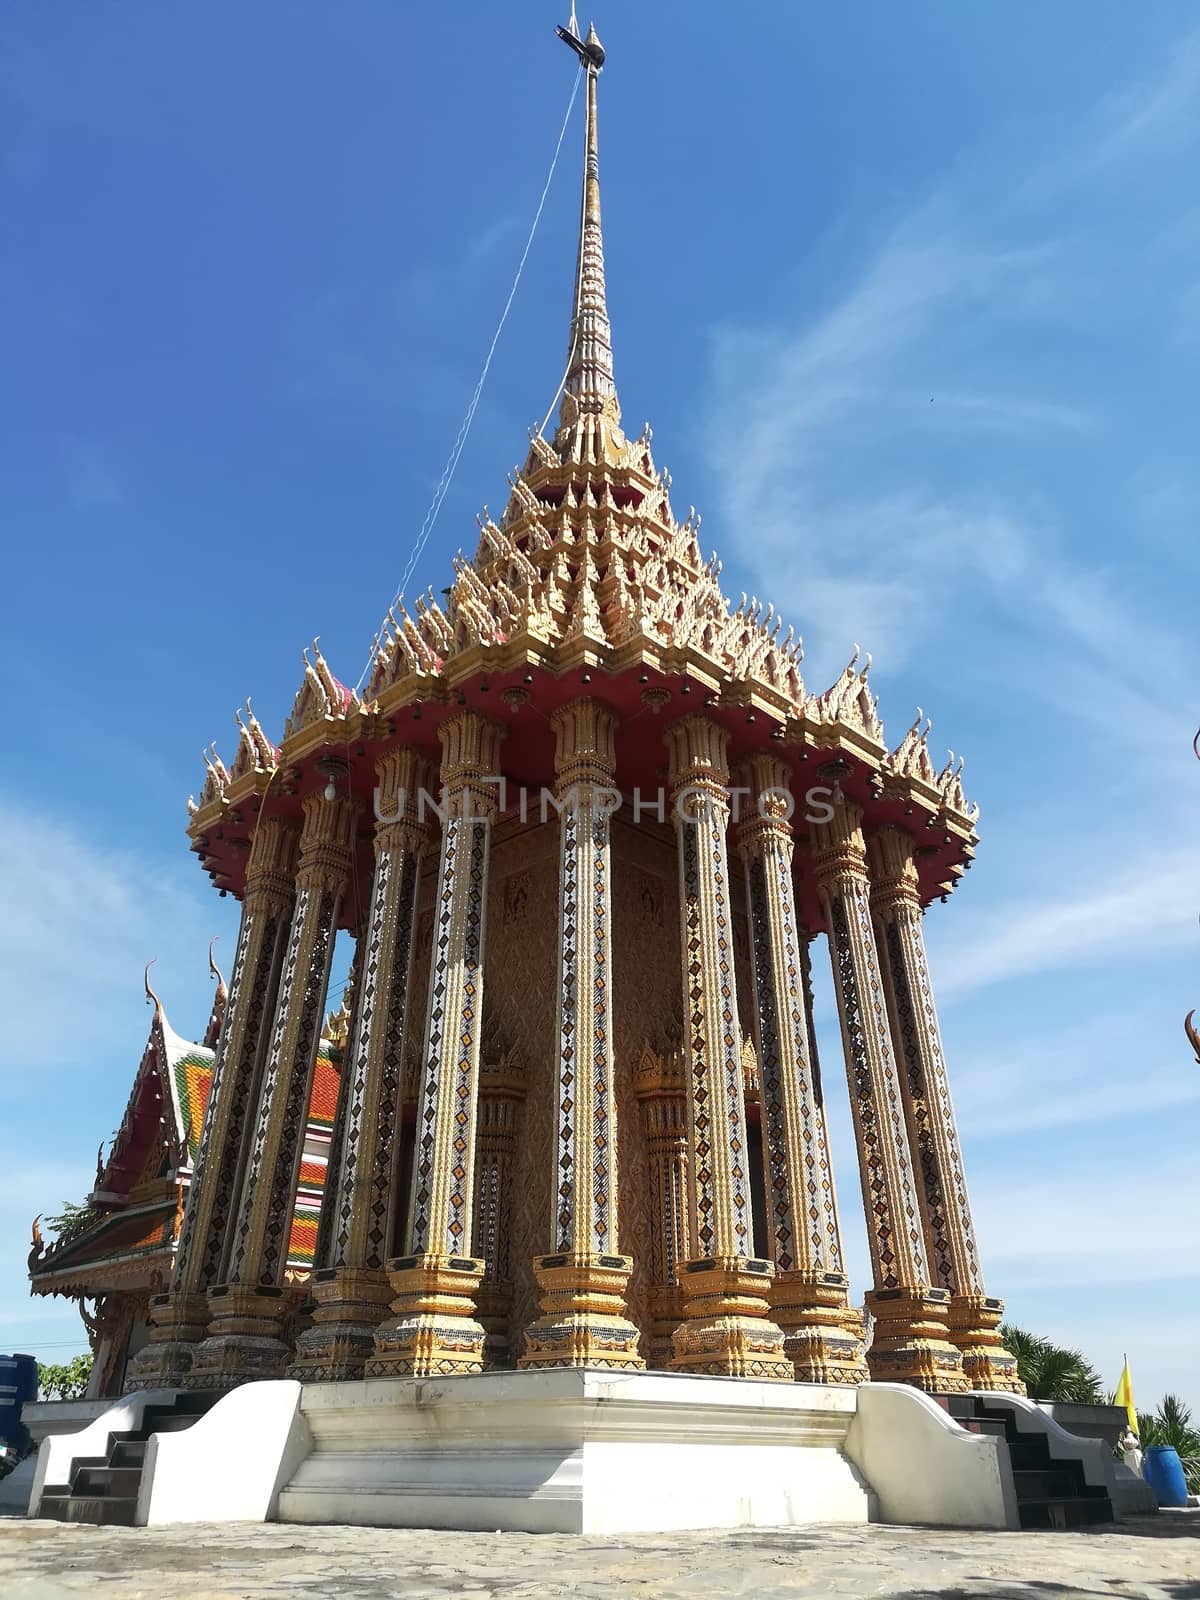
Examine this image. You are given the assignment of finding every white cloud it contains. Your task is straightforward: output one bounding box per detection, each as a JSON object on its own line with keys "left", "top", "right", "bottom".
{"left": 1088, "top": 28, "right": 1200, "bottom": 171}
{"left": 951, "top": 1014, "right": 1200, "bottom": 1136}
{"left": 0, "top": 796, "right": 235, "bottom": 1073}
{"left": 972, "top": 1148, "right": 1198, "bottom": 1291}
{"left": 703, "top": 28, "right": 1200, "bottom": 700}
{"left": 931, "top": 851, "right": 1200, "bottom": 999}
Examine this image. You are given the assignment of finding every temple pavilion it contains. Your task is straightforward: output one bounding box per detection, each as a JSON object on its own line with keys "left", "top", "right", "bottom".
{"left": 28, "top": 956, "right": 347, "bottom": 1397}
{"left": 50, "top": 18, "right": 1020, "bottom": 1402}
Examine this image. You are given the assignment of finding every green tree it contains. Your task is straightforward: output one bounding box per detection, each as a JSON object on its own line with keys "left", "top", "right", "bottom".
{"left": 1138, "top": 1394, "right": 1200, "bottom": 1495}
{"left": 45, "top": 1200, "right": 96, "bottom": 1246}
{"left": 38, "top": 1353, "right": 93, "bottom": 1400}
{"left": 997, "top": 1323, "right": 1105, "bottom": 1403}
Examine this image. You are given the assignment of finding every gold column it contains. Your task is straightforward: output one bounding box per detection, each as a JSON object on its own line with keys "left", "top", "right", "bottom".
{"left": 188, "top": 792, "right": 358, "bottom": 1388}
{"left": 127, "top": 815, "right": 298, "bottom": 1389}
{"left": 735, "top": 756, "right": 867, "bottom": 1384}
{"left": 665, "top": 716, "right": 791, "bottom": 1380}
{"left": 811, "top": 795, "right": 966, "bottom": 1391}
{"left": 868, "top": 826, "right": 1022, "bottom": 1392}
{"left": 633, "top": 1045, "right": 691, "bottom": 1369}
{"left": 367, "top": 712, "right": 504, "bottom": 1377}
{"left": 291, "top": 751, "right": 432, "bottom": 1381}
{"left": 473, "top": 1053, "right": 527, "bottom": 1367}
{"left": 521, "top": 699, "right": 643, "bottom": 1370}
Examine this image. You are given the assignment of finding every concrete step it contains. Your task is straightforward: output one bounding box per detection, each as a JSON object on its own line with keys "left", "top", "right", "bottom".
{"left": 72, "top": 1465, "right": 142, "bottom": 1497}
{"left": 1012, "top": 1467, "right": 1085, "bottom": 1501}
{"left": 1007, "top": 1437, "right": 1053, "bottom": 1470}
{"left": 1018, "top": 1494, "right": 1114, "bottom": 1530}
{"left": 37, "top": 1493, "right": 138, "bottom": 1527}
{"left": 35, "top": 1390, "right": 215, "bottom": 1526}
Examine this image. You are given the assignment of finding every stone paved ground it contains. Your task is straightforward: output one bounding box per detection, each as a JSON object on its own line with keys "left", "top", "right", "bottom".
{"left": 1, "top": 1517, "right": 1198, "bottom": 1600}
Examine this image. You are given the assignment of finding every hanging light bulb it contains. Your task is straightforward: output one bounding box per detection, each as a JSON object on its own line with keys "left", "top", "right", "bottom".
{"left": 324, "top": 776, "right": 337, "bottom": 802}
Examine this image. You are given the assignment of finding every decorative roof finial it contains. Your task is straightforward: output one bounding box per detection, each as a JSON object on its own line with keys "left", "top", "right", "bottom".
{"left": 144, "top": 958, "right": 162, "bottom": 1015}
{"left": 205, "top": 936, "right": 229, "bottom": 1049}
{"left": 208, "top": 936, "right": 224, "bottom": 990}
{"left": 555, "top": 12, "right": 617, "bottom": 444}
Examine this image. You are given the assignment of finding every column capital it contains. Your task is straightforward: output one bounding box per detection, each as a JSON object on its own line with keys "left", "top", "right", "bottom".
{"left": 375, "top": 747, "right": 434, "bottom": 856}
{"left": 437, "top": 711, "right": 506, "bottom": 817}
{"left": 551, "top": 696, "right": 618, "bottom": 787}
{"left": 665, "top": 714, "right": 731, "bottom": 804}
{"left": 296, "top": 792, "right": 359, "bottom": 893}
{"left": 244, "top": 814, "right": 300, "bottom": 915}
{"left": 866, "top": 825, "right": 921, "bottom": 909}
{"left": 734, "top": 753, "right": 795, "bottom": 856}
{"left": 809, "top": 794, "right": 866, "bottom": 883}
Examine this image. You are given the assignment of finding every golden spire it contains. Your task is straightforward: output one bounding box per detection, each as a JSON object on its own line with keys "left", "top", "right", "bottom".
{"left": 555, "top": 15, "right": 618, "bottom": 452}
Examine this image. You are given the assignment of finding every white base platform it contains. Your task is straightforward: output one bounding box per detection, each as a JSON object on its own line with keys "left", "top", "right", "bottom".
{"left": 278, "top": 1370, "right": 873, "bottom": 1534}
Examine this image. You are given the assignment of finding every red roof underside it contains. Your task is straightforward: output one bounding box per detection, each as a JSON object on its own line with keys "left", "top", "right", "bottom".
{"left": 196, "top": 662, "right": 970, "bottom": 932}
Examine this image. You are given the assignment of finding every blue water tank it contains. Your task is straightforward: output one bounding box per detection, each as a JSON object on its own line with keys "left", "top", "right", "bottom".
{"left": 1143, "top": 1444, "right": 1190, "bottom": 1508}
{"left": 0, "top": 1353, "right": 39, "bottom": 1452}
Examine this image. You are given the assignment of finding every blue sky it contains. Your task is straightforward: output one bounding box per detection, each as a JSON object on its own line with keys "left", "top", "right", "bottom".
{"left": 2, "top": 6, "right": 1197, "bottom": 1408}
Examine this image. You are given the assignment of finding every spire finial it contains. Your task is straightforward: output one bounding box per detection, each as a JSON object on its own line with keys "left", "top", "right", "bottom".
{"left": 555, "top": 13, "right": 617, "bottom": 445}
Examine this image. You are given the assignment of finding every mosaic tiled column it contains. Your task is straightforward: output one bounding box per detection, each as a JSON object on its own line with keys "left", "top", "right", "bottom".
{"left": 188, "top": 792, "right": 358, "bottom": 1389}
{"left": 291, "top": 751, "right": 432, "bottom": 1381}
{"left": 310, "top": 935, "right": 366, "bottom": 1276}
{"left": 665, "top": 716, "right": 791, "bottom": 1379}
{"left": 868, "top": 827, "right": 1022, "bottom": 1392}
{"left": 127, "top": 815, "right": 298, "bottom": 1389}
{"left": 633, "top": 1046, "right": 691, "bottom": 1369}
{"left": 795, "top": 924, "right": 869, "bottom": 1363}
{"left": 811, "top": 795, "right": 966, "bottom": 1392}
{"left": 473, "top": 1054, "right": 527, "bottom": 1367}
{"left": 367, "top": 712, "right": 504, "bottom": 1377}
{"left": 521, "top": 699, "right": 643, "bottom": 1370}
{"left": 735, "top": 756, "right": 867, "bottom": 1385}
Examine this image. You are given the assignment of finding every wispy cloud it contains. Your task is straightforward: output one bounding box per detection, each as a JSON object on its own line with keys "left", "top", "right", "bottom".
{"left": 952, "top": 1013, "right": 1200, "bottom": 1136}
{"left": 0, "top": 796, "right": 231, "bottom": 1074}
{"left": 704, "top": 29, "right": 1200, "bottom": 700}
{"left": 931, "top": 851, "right": 1200, "bottom": 999}
{"left": 973, "top": 1147, "right": 1199, "bottom": 1290}
{"left": 1087, "top": 28, "right": 1200, "bottom": 171}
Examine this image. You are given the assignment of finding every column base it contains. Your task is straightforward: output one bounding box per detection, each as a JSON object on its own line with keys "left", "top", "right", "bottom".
{"left": 124, "top": 1291, "right": 210, "bottom": 1390}
{"left": 949, "top": 1292, "right": 1025, "bottom": 1394}
{"left": 288, "top": 1267, "right": 395, "bottom": 1383}
{"left": 364, "top": 1253, "right": 487, "bottom": 1377}
{"left": 772, "top": 1270, "right": 869, "bottom": 1386}
{"left": 864, "top": 1286, "right": 968, "bottom": 1393}
{"left": 183, "top": 1284, "right": 291, "bottom": 1391}
{"left": 670, "top": 1257, "right": 793, "bottom": 1381}
{"left": 477, "top": 1282, "right": 515, "bottom": 1370}
{"left": 645, "top": 1285, "right": 685, "bottom": 1370}
{"left": 519, "top": 1253, "right": 645, "bottom": 1371}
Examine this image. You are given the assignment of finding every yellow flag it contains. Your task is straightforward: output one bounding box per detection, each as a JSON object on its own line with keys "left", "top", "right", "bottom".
{"left": 1114, "top": 1357, "right": 1137, "bottom": 1434}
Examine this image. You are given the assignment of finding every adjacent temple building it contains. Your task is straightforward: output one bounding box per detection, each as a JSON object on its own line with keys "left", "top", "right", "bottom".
{"left": 35, "top": 20, "right": 1019, "bottom": 1406}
